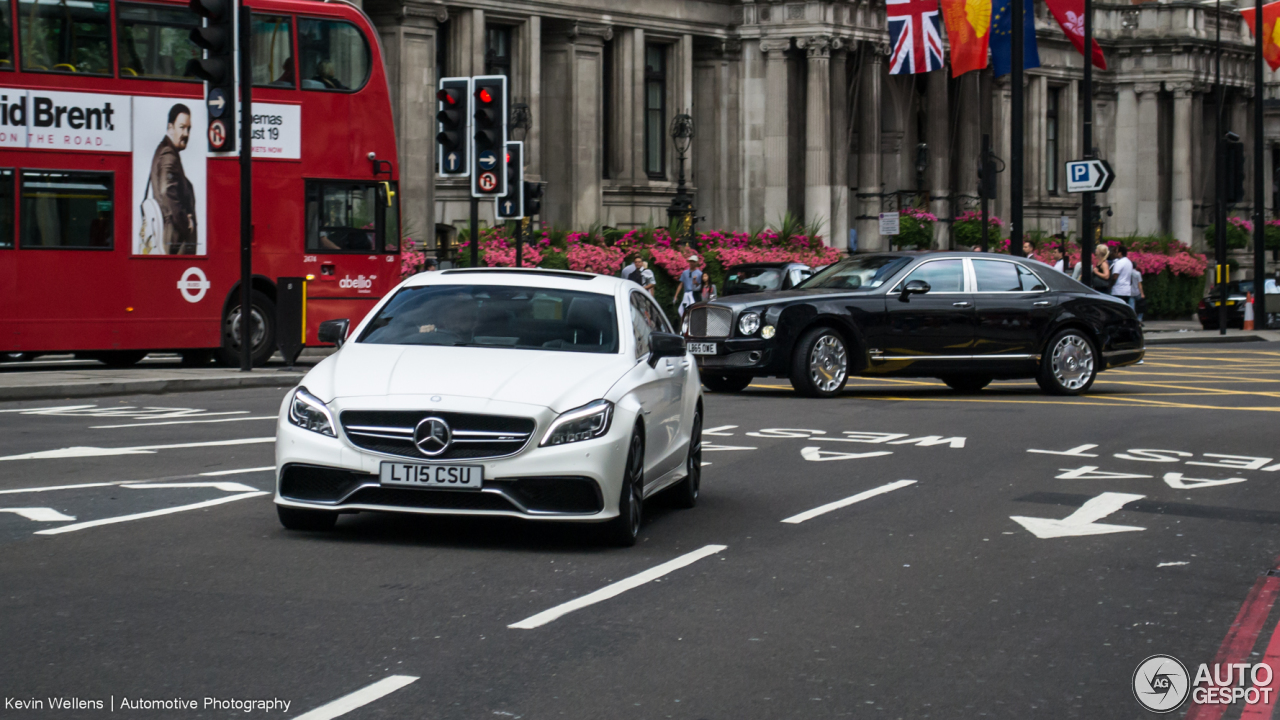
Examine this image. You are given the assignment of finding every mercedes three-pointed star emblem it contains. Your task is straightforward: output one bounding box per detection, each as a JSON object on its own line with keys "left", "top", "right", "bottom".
{"left": 414, "top": 416, "right": 452, "bottom": 456}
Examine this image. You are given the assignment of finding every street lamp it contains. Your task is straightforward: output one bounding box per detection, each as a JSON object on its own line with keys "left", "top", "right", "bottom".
{"left": 667, "top": 112, "right": 696, "bottom": 247}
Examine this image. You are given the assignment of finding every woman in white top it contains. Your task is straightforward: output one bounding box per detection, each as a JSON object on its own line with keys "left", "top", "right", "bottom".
{"left": 1110, "top": 245, "right": 1135, "bottom": 308}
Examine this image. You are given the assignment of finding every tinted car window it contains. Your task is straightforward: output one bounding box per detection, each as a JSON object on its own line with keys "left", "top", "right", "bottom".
{"left": 902, "top": 259, "right": 964, "bottom": 292}
{"left": 630, "top": 292, "right": 657, "bottom": 358}
{"left": 1018, "top": 264, "right": 1047, "bottom": 291}
{"left": 359, "top": 285, "right": 619, "bottom": 354}
{"left": 724, "top": 267, "right": 782, "bottom": 295}
{"left": 973, "top": 260, "right": 1021, "bottom": 292}
{"left": 804, "top": 255, "right": 911, "bottom": 290}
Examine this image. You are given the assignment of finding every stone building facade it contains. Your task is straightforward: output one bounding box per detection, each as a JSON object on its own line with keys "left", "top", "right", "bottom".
{"left": 359, "top": 0, "right": 1277, "bottom": 260}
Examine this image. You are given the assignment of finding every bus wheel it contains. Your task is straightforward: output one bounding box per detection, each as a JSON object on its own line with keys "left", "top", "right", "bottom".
{"left": 216, "top": 291, "right": 277, "bottom": 367}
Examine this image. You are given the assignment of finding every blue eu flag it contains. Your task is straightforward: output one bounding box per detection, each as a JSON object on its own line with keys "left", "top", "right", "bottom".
{"left": 990, "top": 0, "right": 1040, "bottom": 77}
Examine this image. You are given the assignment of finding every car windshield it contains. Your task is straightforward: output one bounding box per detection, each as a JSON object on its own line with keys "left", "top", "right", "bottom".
{"left": 1222, "top": 280, "right": 1280, "bottom": 296}
{"left": 799, "top": 255, "right": 912, "bottom": 290}
{"left": 723, "top": 267, "right": 783, "bottom": 295}
{"left": 358, "top": 284, "right": 619, "bottom": 354}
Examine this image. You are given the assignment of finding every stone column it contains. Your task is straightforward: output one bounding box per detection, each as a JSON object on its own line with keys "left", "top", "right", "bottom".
{"left": 926, "top": 65, "right": 950, "bottom": 248}
{"left": 519, "top": 16, "right": 542, "bottom": 180}
{"left": 829, "top": 42, "right": 850, "bottom": 251}
{"left": 994, "top": 76, "right": 1012, "bottom": 223}
{"left": 1111, "top": 84, "right": 1139, "bottom": 235}
{"left": 761, "top": 37, "right": 792, "bottom": 222}
{"left": 693, "top": 40, "right": 743, "bottom": 229}
{"left": 1171, "top": 82, "right": 1194, "bottom": 245}
{"left": 800, "top": 36, "right": 832, "bottom": 243}
{"left": 541, "top": 21, "right": 612, "bottom": 229}
{"left": 856, "top": 44, "right": 885, "bottom": 251}
{"left": 954, "top": 72, "right": 980, "bottom": 213}
{"left": 1135, "top": 82, "right": 1161, "bottom": 235}
{"left": 449, "top": 7, "right": 484, "bottom": 77}
{"left": 365, "top": 0, "right": 445, "bottom": 249}
{"left": 741, "top": 38, "right": 767, "bottom": 227}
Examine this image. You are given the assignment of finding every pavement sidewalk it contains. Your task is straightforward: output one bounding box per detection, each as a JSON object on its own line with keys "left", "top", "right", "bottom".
{"left": 1141, "top": 319, "right": 1280, "bottom": 345}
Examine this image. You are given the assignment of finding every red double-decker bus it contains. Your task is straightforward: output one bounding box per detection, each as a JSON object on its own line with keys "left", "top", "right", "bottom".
{"left": 0, "top": 0, "right": 400, "bottom": 365}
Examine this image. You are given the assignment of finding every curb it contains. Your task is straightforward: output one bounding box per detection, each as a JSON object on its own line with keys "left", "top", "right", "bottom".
{"left": 0, "top": 372, "right": 304, "bottom": 402}
{"left": 1144, "top": 332, "right": 1280, "bottom": 346}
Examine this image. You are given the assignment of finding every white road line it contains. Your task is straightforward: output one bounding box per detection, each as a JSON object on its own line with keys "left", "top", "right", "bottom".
{"left": 0, "top": 405, "right": 95, "bottom": 414}
{"left": 199, "top": 466, "right": 275, "bottom": 476}
{"left": 781, "top": 480, "right": 917, "bottom": 525}
{"left": 703, "top": 443, "right": 757, "bottom": 452}
{"left": 34, "top": 491, "right": 268, "bottom": 535}
{"left": 509, "top": 544, "right": 727, "bottom": 630}
{"left": 291, "top": 676, "right": 419, "bottom": 720}
{"left": 91, "top": 416, "right": 274, "bottom": 429}
{"left": 1158, "top": 561, "right": 1190, "bottom": 567}
{"left": 123, "top": 482, "right": 259, "bottom": 493}
{"left": 0, "top": 437, "right": 275, "bottom": 462}
{"left": 0, "top": 507, "right": 76, "bottom": 522}
{"left": 0, "top": 481, "right": 125, "bottom": 495}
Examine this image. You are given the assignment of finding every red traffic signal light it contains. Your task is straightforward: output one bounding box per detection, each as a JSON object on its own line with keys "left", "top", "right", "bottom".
{"left": 437, "top": 88, "right": 458, "bottom": 105}
{"left": 476, "top": 87, "right": 493, "bottom": 104}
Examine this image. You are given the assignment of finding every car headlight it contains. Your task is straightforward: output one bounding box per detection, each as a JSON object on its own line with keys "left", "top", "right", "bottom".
{"left": 540, "top": 400, "right": 614, "bottom": 447}
{"left": 288, "top": 387, "right": 336, "bottom": 437}
{"left": 739, "top": 312, "right": 761, "bottom": 336}
{"left": 681, "top": 314, "right": 690, "bottom": 335}
{"left": 761, "top": 325, "right": 776, "bottom": 339}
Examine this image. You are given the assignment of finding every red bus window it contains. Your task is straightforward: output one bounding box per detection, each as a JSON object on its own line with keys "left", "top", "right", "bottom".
{"left": 305, "top": 180, "right": 397, "bottom": 254}
{"left": 117, "top": 2, "right": 200, "bottom": 81}
{"left": 297, "top": 18, "right": 369, "bottom": 92}
{"left": 251, "top": 14, "right": 293, "bottom": 88}
{"left": 18, "top": 0, "right": 112, "bottom": 75}
{"left": 19, "top": 170, "right": 113, "bottom": 250}
{"left": 0, "top": 169, "right": 13, "bottom": 248}
{"left": 1, "top": 0, "right": 12, "bottom": 71}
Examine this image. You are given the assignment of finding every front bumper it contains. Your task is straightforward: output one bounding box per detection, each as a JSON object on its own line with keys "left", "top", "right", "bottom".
{"left": 275, "top": 396, "right": 632, "bottom": 522}
{"left": 690, "top": 337, "right": 779, "bottom": 374}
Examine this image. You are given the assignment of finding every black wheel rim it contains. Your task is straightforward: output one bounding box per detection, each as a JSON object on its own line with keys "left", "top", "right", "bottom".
{"left": 225, "top": 305, "right": 269, "bottom": 354}
{"left": 687, "top": 414, "right": 702, "bottom": 499}
{"left": 625, "top": 433, "right": 644, "bottom": 536}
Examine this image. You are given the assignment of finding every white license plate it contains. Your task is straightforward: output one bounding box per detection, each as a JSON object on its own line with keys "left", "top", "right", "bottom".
{"left": 688, "top": 342, "right": 717, "bottom": 355}
{"left": 380, "top": 462, "right": 482, "bottom": 490}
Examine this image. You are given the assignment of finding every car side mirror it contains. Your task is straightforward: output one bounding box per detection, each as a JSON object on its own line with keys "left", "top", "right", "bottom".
{"left": 648, "top": 332, "right": 686, "bottom": 367}
{"left": 318, "top": 318, "right": 350, "bottom": 348}
{"left": 899, "top": 279, "right": 931, "bottom": 301}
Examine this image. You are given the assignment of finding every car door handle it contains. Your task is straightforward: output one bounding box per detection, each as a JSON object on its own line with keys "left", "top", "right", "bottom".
{"left": 1033, "top": 301, "right": 1052, "bottom": 306}
{"left": 952, "top": 301, "right": 972, "bottom": 308}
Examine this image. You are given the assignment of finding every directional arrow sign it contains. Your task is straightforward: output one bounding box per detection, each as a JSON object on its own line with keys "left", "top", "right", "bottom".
{"left": 122, "top": 482, "right": 259, "bottom": 493}
{"left": 1065, "top": 158, "right": 1115, "bottom": 194}
{"left": 207, "top": 88, "right": 227, "bottom": 118}
{"left": 478, "top": 150, "right": 498, "bottom": 170}
{"left": 1010, "top": 492, "right": 1146, "bottom": 538}
{"left": 444, "top": 152, "right": 460, "bottom": 172}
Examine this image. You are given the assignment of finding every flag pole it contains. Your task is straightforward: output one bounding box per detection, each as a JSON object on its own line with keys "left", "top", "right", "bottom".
{"left": 1081, "top": 0, "right": 1093, "bottom": 276}
{"left": 1011, "top": 0, "right": 1024, "bottom": 256}
{"left": 1254, "top": 0, "right": 1268, "bottom": 328}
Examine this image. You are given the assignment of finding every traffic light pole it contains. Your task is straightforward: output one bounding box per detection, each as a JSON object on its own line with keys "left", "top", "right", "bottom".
{"left": 515, "top": 219, "right": 524, "bottom": 268}
{"left": 1216, "top": 0, "right": 1228, "bottom": 335}
{"left": 1255, "top": 0, "right": 1268, "bottom": 328}
{"left": 1081, "top": 0, "right": 1093, "bottom": 277}
{"left": 981, "top": 134, "right": 991, "bottom": 253}
{"left": 1010, "top": 0, "right": 1024, "bottom": 257}
{"left": 238, "top": 1, "right": 253, "bottom": 371}
{"left": 469, "top": 197, "right": 479, "bottom": 267}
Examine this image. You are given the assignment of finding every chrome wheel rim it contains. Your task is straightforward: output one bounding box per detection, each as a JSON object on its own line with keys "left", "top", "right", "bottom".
{"left": 808, "top": 334, "right": 848, "bottom": 393}
{"left": 687, "top": 415, "right": 702, "bottom": 499}
{"left": 227, "top": 306, "right": 267, "bottom": 353}
{"left": 625, "top": 434, "right": 644, "bottom": 536}
{"left": 1051, "top": 334, "right": 1094, "bottom": 390}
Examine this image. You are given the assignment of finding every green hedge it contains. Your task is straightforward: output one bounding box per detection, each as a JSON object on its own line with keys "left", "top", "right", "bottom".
{"left": 1144, "top": 270, "right": 1206, "bottom": 319}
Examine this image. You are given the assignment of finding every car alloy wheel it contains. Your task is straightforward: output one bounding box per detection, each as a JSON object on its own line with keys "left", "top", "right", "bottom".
{"left": 671, "top": 412, "right": 702, "bottom": 508}
{"left": 808, "top": 334, "right": 848, "bottom": 394}
{"left": 605, "top": 428, "right": 645, "bottom": 546}
{"left": 1038, "top": 330, "right": 1098, "bottom": 395}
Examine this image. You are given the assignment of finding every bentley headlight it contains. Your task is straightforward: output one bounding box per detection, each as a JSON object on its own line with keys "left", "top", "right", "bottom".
{"left": 682, "top": 313, "right": 691, "bottom": 336}
{"left": 540, "top": 400, "right": 614, "bottom": 447}
{"left": 761, "top": 325, "right": 776, "bottom": 339}
{"left": 738, "top": 312, "right": 761, "bottom": 336}
{"left": 288, "top": 387, "right": 336, "bottom": 437}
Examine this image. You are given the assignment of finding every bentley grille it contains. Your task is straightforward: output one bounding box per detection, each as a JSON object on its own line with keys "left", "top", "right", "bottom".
{"left": 689, "top": 306, "right": 733, "bottom": 338}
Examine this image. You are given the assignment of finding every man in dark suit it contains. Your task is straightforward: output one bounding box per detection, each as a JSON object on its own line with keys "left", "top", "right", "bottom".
{"left": 150, "top": 104, "right": 198, "bottom": 254}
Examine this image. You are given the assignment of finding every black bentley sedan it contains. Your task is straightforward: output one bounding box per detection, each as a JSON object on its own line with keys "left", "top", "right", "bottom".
{"left": 722, "top": 262, "right": 813, "bottom": 296}
{"left": 684, "top": 252, "right": 1144, "bottom": 397}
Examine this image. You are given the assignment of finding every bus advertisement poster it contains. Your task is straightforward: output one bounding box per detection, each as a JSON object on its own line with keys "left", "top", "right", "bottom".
{"left": 132, "top": 97, "right": 208, "bottom": 257}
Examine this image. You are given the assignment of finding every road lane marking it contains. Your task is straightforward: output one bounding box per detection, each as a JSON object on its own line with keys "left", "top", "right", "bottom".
{"left": 123, "top": 482, "right": 259, "bottom": 493}
{"left": 1186, "top": 571, "right": 1280, "bottom": 720}
{"left": 0, "top": 507, "right": 76, "bottom": 522}
{"left": 34, "top": 491, "right": 268, "bottom": 535}
{"left": 1158, "top": 561, "right": 1190, "bottom": 567}
{"left": 0, "top": 481, "right": 124, "bottom": 495}
{"left": 0, "top": 405, "right": 96, "bottom": 414}
{"left": 780, "top": 480, "right": 916, "bottom": 524}
{"left": 0, "top": 437, "right": 275, "bottom": 462}
{"left": 292, "top": 676, "right": 419, "bottom": 720}
{"left": 199, "top": 466, "right": 275, "bottom": 476}
{"left": 1028, "top": 444, "right": 1100, "bottom": 457}
{"left": 509, "top": 544, "right": 727, "bottom": 629}
{"left": 703, "top": 425, "right": 738, "bottom": 436}
{"left": 1010, "top": 492, "right": 1146, "bottom": 538}
{"left": 91, "top": 416, "right": 275, "bottom": 429}
{"left": 703, "top": 443, "right": 757, "bottom": 452}
{"left": 800, "top": 447, "right": 893, "bottom": 462}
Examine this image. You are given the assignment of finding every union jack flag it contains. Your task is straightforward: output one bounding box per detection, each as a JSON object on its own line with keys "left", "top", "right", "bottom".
{"left": 887, "top": 0, "right": 945, "bottom": 75}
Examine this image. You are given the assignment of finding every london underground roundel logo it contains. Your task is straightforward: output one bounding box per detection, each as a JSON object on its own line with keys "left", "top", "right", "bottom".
{"left": 177, "top": 267, "right": 211, "bottom": 303}
{"left": 1133, "top": 654, "right": 1190, "bottom": 713}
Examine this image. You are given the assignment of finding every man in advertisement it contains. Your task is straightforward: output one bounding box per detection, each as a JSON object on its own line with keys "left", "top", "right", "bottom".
{"left": 149, "top": 103, "right": 198, "bottom": 254}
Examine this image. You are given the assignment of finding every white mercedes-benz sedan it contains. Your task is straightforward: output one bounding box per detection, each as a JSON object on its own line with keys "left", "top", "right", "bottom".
{"left": 274, "top": 268, "right": 703, "bottom": 545}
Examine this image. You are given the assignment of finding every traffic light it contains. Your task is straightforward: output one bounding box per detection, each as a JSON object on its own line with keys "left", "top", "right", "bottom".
{"left": 436, "top": 77, "right": 470, "bottom": 177}
{"left": 471, "top": 75, "right": 507, "bottom": 197}
{"left": 523, "top": 181, "right": 543, "bottom": 217}
{"left": 186, "top": 0, "right": 235, "bottom": 152}
{"left": 495, "top": 141, "right": 524, "bottom": 220}
{"left": 1225, "top": 133, "right": 1245, "bottom": 204}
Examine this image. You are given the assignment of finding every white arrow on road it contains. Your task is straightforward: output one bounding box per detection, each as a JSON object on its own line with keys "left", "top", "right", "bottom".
{"left": 0, "top": 437, "right": 274, "bottom": 462}
{"left": 1011, "top": 492, "right": 1146, "bottom": 538}
{"left": 122, "top": 482, "right": 259, "bottom": 493}
{"left": 0, "top": 507, "right": 76, "bottom": 522}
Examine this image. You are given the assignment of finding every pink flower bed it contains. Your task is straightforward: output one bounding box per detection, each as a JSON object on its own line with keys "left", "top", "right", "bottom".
{"left": 566, "top": 243, "right": 626, "bottom": 274}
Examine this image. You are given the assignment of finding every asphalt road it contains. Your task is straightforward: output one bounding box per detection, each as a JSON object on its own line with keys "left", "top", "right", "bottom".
{"left": 2, "top": 343, "right": 1280, "bottom": 719}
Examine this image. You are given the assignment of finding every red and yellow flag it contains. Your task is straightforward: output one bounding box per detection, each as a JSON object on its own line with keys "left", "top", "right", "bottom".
{"left": 1241, "top": 0, "right": 1280, "bottom": 72}
{"left": 940, "top": 0, "right": 991, "bottom": 77}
